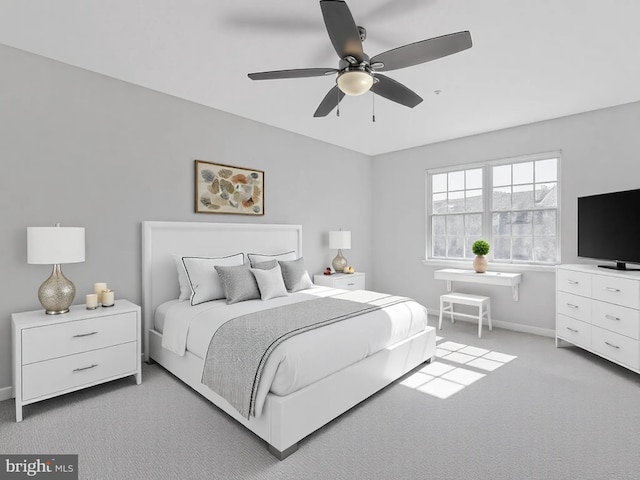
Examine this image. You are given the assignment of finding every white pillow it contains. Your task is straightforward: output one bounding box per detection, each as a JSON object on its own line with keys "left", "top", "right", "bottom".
{"left": 181, "top": 253, "right": 244, "bottom": 306}
{"left": 247, "top": 251, "right": 297, "bottom": 267}
{"left": 250, "top": 264, "right": 289, "bottom": 301}
{"left": 173, "top": 254, "right": 191, "bottom": 301}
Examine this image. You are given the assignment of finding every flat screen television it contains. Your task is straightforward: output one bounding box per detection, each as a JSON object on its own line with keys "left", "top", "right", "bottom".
{"left": 578, "top": 188, "right": 640, "bottom": 270}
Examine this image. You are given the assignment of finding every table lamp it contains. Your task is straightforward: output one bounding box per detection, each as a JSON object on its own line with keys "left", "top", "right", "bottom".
{"left": 329, "top": 230, "right": 351, "bottom": 273}
{"left": 27, "top": 224, "right": 85, "bottom": 315}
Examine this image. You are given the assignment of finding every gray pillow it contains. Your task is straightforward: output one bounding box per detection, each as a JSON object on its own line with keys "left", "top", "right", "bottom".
{"left": 247, "top": 251, "right": 296, "bottom": 267}
{"left": 251, "top": 259, "right": 278, "bottom": 270}
{"left": 215, "top": 263, "right": 260, "bottom": 304}
{"left": 250, "top": 264, "right": 288, "bottom": 300}
{"left": 278, "top": 257, "right": 314, "bottom": 292}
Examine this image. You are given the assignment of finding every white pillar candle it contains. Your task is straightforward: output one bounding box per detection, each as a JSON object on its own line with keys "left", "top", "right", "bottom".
{"left": 86, "top": 293, "right": 98, "bottom": 309}
{"left": 94, "top": 283, "right": 107, "bottom": 303}
{"left": 101, "top": 289, "right": 115, "bottom": 307}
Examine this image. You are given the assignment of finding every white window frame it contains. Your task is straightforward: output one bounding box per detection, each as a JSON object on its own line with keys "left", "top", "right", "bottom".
{"left": 424, "top": 151, "right": 561, "bottom": 272}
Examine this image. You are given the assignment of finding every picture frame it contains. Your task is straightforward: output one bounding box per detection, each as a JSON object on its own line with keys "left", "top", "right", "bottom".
{"left": 194, "top": 160, "right": 264, "bottom": 215}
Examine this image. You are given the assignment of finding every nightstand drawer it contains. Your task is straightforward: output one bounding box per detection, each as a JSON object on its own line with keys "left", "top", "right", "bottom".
{"left": 592, "top": 326, "right": 639, "bottom": 369}
{"left": 557, "top": 314, "right": 591, "bottom": 348}
{"left": 557, "top": 291, "right": 591, "bottom": 323}
{"left": 22, "top": 312, "right": 137, "bottom": 364}
{"left": 22, "top": 342, "right": 137, "bottom": 401}
{"left": 332, "top": 274, "right": 365, "bottom": 290}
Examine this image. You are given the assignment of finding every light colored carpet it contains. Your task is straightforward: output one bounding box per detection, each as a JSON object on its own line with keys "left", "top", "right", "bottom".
{"left": 2, "top": 317, "right": 640, "bottom": 480}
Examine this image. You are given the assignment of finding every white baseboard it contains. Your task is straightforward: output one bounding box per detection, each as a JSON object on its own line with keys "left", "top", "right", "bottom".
{"left": 0, "top": 385, "right": 13, "bottom": 402}
{"left": 426, "top": 308, "right": 555, "bottom": 338}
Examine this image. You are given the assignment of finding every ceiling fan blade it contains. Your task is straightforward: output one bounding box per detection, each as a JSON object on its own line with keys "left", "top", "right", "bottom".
{"left": 370, "top": 31, "right": 472, "bottom": 72}
{"left": 314, "top": 85, "right": 345, "bottom": 117}
{"left": 370, "top": 74, "right": 423, "bottom": 108}
{"left": 248, "top": 68, "right": 338, "bottom": 80}
{"left": 320, "top": 0, "right": 365, "bottom": 62}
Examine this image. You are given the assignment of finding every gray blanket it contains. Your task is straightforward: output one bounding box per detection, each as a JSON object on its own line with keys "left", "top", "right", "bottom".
{"left": 201, "top": 295, "right": 406, "bottom": 419}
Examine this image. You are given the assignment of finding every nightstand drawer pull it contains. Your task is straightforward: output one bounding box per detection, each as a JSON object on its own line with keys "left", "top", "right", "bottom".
{"left": 566, "top": 303, "right": 579, "bottom": 309}
{"left": 605, "top": 314, "right": 621, "bottom": 321}
{"left": 605, "top": 287, "right": 621, "bottom": 293}
{"left": 72, "top": 331, "right": 98, "bottom": 338}
{"left": 73, "top": 364, "right": 98, "bottom": 372}
{"left": 604, "top": 341, "right": 620, "bottom": 349}
{"left": 568, "top": 280, "right": 579, "bottom": 285}
{"left": 566, "top": 327, "right": 579, "bottom": 333}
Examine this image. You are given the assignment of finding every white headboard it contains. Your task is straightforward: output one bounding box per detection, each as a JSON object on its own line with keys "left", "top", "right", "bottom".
{"left": 141, "top": 221, "right": 303, "bottom": 356}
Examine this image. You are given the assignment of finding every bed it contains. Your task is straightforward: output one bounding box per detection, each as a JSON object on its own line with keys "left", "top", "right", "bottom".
{"left": 142, "top": 221, "right": 436, "bottom": 459}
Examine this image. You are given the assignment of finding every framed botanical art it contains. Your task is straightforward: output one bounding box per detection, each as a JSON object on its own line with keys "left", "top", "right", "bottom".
{"left": 195, "top": 160, "right": 264, "bottom": 215}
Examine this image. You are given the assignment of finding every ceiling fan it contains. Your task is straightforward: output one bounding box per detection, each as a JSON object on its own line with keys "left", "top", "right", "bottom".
{"left": 247, "top": 0, "right": 472, "bottom": 118}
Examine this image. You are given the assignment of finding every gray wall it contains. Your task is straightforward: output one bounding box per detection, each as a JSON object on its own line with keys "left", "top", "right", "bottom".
{"left": 371, "top": 101, "right": 640, "bottom": 334}
{"left": 0, "top": 44, "right": 373, "bottom": 395}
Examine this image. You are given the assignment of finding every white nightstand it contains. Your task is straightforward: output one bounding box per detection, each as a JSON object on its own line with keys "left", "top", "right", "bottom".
{"left": 12, "top": 299, "right": 141, "bottom": 422}
{"left": 314, "top": 272, "right": 366, "bottom": 291}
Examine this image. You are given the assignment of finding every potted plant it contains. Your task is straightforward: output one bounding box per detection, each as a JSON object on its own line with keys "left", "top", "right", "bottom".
{"left": 472, "top": 239, "right": 490, "bottom": 273}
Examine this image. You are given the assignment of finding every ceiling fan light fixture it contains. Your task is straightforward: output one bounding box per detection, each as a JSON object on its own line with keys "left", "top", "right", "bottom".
{"left": 337, "top": 70, "right": 373, "bottom": 96}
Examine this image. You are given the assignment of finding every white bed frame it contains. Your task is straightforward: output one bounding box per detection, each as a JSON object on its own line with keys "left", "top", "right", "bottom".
{"left": 141, "top": 221, "right": 436, "bottom": 459}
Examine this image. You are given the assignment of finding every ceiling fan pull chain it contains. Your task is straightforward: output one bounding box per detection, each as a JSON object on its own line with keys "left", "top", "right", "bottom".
{"left": 336, "top": 88, "right": 340, "bottom": 117}
{"left": 372, "top": 92, "right": 376, "bottom": 123}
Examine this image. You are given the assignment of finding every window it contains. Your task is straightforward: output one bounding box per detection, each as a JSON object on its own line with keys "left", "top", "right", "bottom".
{"left": 428, "top": 152, "right": 560, "bottom": 265}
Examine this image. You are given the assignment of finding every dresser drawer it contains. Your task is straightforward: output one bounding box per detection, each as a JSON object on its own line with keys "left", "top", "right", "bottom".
{"left": 592, "top": 274, "right": 640, "bottom": 309}
{"left": 557, "top": 269, "right": 592, "bottom": 297}
{"left": 591, "top": 326, "right": 639, "bottom": 370}
{"left": 333, "top": 274, "right": 365, "bottom": 290}
{"left": 557, "top": 314, "right": 591, "bottom": 348}
{"left": 22, "top": 342, "right": 137, "bottom": 401}
{"left": 557, "top": 291, "right": 591, "bottom": 323}
{"left": 22, "top": 312, "right": 137, "bottom": 364}
{"left": 591, "top": 300, "right": 640, "bottom": 339}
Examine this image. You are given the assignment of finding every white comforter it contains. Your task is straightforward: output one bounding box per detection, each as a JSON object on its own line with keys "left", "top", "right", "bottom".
{"left": 156, "top": 286, "right": 428, "bottom": 417}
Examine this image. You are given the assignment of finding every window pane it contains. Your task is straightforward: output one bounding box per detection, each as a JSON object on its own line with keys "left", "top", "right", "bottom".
{"left": 448, "top": 171, "right": 464, "bottom": 191}
{"left": 494, "top": 237, "right": 511, "bottom": 260}
{"left": 512, "top": 184, "right": 534, "bottom": 209}
{"left": 433, "top": 236, "right": 446, "bottom": 257}
{"left": 493, "top": 165, "right": 511, "bottom": 186}
{"left": 513, "top": 162, "right": 533, "bottom": 184}
{"left": 493, "top": 187, "right": 511, "bottom": 210}
{"left": 535, "top": 182, "right": 557, "bottom": 207}
{"left": 448, "top": 191, "right": 465, "bottom": 213}
{"left": 432, "top": 216, "right": 446, "bottom": 235}
{"left": 513, "top": 237, "right": 533, "bottom": 261}
{"left": 432, "top": 173, "right": 447, "bottom": 193}
{"left": 446, "top": 215, "right": 464, "bottom": 235}
{"left": 465, "top": 237, "right": 476, "bottom": 258}
{"left": 432, "top": 193, "right": 447, "bottom": 214}
{"left": 465, "top": 214, "right": 482, "bottom": 236}
{"left": 492, "top": 212, "right": 511, "bottom": 236}
{"left": 465, "top": 189, "right": 483, "bottom": 212}
{"left": 535, "top": 158, "right": 557, "bottom": 182}
{"left": 466, "top": 168, "right": 483, "bottom": 189}
{"left": 512, "top": 211, "right": 532, "bottom": 235}
{"left": 446, "top": 237, "right": 465, "bottom": 258}
{"left": 534, "top": 237, "right": 557, "bottom": 263}
{"left": 533, "top": 210, "right": 556, "bottom": 236}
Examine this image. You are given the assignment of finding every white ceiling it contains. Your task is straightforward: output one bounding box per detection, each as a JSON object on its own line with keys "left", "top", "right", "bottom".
{"left": 1, "top": 0, "right": 639, "bottom": 156}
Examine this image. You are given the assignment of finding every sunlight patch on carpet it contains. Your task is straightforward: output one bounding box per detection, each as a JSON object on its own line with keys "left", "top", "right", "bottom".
{"left": 399, "top": 338, "right": 517, "bottom": 399}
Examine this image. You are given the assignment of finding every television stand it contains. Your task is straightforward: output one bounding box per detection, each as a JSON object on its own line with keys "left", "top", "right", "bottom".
{"left": 598, "top": 261, "right": 640, "bottom": 271}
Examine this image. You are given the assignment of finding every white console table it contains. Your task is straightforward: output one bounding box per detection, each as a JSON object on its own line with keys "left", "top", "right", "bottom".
{"left": 434, "top": 268, "right": 523, "bottom": 301}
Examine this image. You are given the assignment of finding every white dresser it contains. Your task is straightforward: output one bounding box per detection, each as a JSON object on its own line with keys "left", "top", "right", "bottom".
{"left": 12, "top": 299, "right": 141, "bottom": 421}
{"left": 556, "top": 264, "right": 640, "bottom": 373}
{"left": 313, "top": 272, "right": 365, "bottom": 291}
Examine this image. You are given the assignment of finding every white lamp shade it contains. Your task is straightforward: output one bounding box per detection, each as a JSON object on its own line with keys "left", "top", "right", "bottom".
{"left": 337, "top": 71, "right": 374, "bottom": 96}
{"left": 329, "top": 231, "right": 351, "bottom": 250}
{"left": 27, "top": 226, "right": 85, "bottom": 264}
